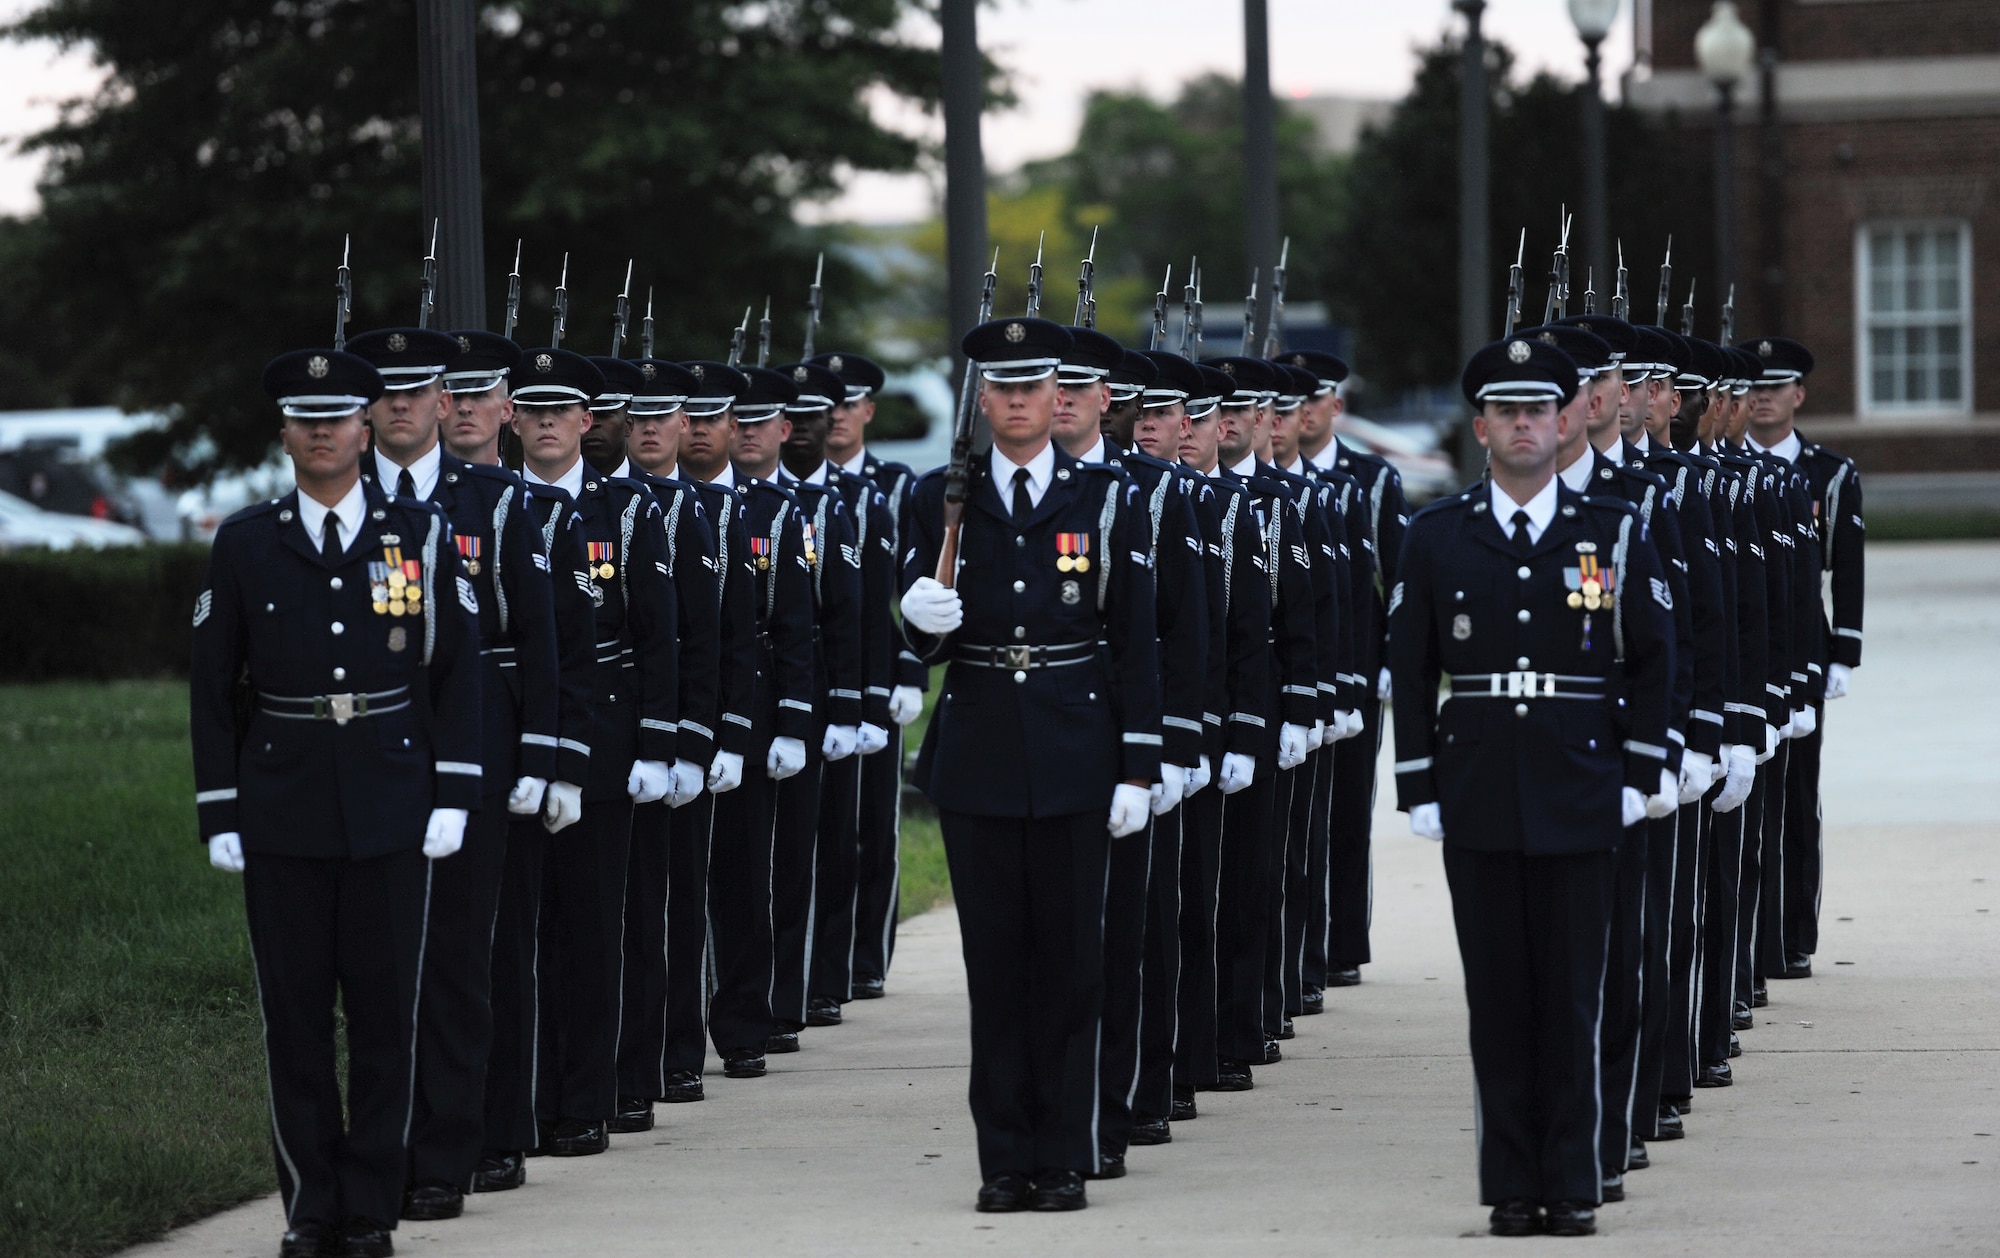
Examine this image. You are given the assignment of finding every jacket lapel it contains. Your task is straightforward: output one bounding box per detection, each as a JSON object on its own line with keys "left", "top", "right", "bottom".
{"left": 276, "top": 490, "right": 323, "bottom": 567}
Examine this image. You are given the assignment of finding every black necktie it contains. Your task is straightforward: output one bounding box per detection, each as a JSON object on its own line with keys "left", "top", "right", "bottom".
{"left": 320, "top": 516, "right": 343, "bottom": 566}
{"left": 1011, "top": 467, "right": 1033, "bottom": 523}
{"left": 1510, "top": 509, "right": 1533, "bottom": 555}
{"left": 397, "top": 468, "right": 417, "bottom": 499}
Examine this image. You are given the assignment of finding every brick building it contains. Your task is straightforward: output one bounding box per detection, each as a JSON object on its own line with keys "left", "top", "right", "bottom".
{"left": 1627, "top": 0, "right": 2000, "bottom": 488}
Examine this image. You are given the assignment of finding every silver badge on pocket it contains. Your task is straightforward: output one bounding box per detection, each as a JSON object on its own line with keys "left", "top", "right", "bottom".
{"left": 1060, "top": 579, "right": 1081, "bottom": 605}
{"left": 1452, "top": 613, "right": 1472, "bottom": 640}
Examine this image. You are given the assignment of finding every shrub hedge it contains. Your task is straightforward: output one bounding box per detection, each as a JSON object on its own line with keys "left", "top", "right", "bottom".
{"left": 0, "top": 544, "right": 210, "bottom": 682}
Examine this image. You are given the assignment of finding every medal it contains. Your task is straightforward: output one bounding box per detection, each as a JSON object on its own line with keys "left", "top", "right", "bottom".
{"left": 389, "top": 600, "right": 406, "bottom": 617}
{"left": 456, "top": 534, "right": 483, "bottom": 577}
{"left": 1056, "top": 532, "right": 1091, "bottom": 573}
{"left": 373, "top": 600, "right": 390, "bottom": 615}
{"left": 748, "top": 535, "right": 772, "bottom": 572}
{"left": 588, "top": 541, "right": 616, "bottom": 582}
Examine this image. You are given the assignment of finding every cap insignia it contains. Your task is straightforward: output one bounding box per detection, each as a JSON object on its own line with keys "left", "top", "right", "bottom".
{"left": 386, "top": 332, "right": 407, "bottom": 353}
{"left": 792, "top": 365, "right": 809, "bottom": 383}
{"left": 307, "top": 355, "right": 330, "bottom": 379}
{"left": 692, "top": 364, "right": 706, "bottom": 382}
{"left": 1758, "top": 340, "right": 1773, "bottom": 356}
{"left": 534, "top": 353, "right": 554, "bottom": 373}
{"left": 641, "top": 363, "right": 657, "bottom": 381}
{"left": 829, "top": 354, "right": 844, "bottom": 372}
{"left": 1004, "top": 322, "right": 1026, "bottom": 344}
{"left": 1538, "top": 331, "right": 1557, "bottom": 345}
{"left": 1507, "top": 340, "right": 1532, "bottom": 364}
{"left": 457, "top": 335, "right": 472, "bottom": 353}
{"left": 1221, "top": 362, "right": 1237, "bottom": 376}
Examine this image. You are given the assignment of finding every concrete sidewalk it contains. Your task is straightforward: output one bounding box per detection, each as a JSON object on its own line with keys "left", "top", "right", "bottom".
{"left": 130, "top": 543, "right": 2000, "bottom": 1256}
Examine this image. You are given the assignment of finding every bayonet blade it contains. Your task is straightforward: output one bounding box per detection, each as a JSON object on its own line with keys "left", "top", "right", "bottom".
{"left": 756, "top": 296, "right": 772, "bottom": 368}
{"left": 641, "top": 287, "right": 655, "bottom": 360}
{"left": 610, "top": 258, "right": 633, "bottom": 358}
{"left": 801, "top": 252, "right": 825, "bottom": 360}
{"left": 1074, "top": 226, "right": 1098, "bottom": 328}
{"left": 417, "top": 218, "right": 439, "bottom": 329}
{"left": 551, "top": 252, "right": 570, "bottom": 348}
{"left": 1025, "top": 231, "right": 1045, "bottom": 318}
{"left": 503, "top": 239, "right": 523, "bottom": 342}
{"left": 333, "top": 234, "right": 353, "bottom": 351}
{"left": 1656, "top": 236, "right": 1673, "bottom": 327}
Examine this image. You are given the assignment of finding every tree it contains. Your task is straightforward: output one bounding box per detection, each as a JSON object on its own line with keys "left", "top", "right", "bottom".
{"left": 3, "top": 0, "right": 949, "bottom": 471}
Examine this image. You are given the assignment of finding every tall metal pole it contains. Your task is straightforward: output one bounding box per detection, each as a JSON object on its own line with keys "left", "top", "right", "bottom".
{"left": 1580, "top": 37, "right": 1610, "bottom": 315}
{"left": 1456, "top": 0, "right": 1490, "bottom": 365}
{"left": 1757, "top": 0, "right": 1785, "bottom": 333}
{"left": 940, "top": 0, "right": 990, "bottom": 379}
{"left": 1242, "top": 0, "right": 1280, "bottom": 354}
{"left": 417, "top": 0, "right": 487, "bottom": 331}
{"left": 1714, "top": 83, "right": 1739, "bottom": 326}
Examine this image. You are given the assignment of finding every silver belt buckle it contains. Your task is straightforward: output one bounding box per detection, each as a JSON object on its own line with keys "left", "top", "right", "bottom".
{"left": 1005, "top": 645, "right": 1032, "bottom": 670}
{"left": 325, "top": 692, "right": 357, "bottom": 725}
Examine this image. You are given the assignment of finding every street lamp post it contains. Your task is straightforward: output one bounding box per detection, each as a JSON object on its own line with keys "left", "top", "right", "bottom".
{"left": 1569, "top": 0, "right": 1619, "bottom": 306}
{"left": 1696, "top": 2, "right": 1756, "bottom": 328}
{"left": 1455, "top": 0, "right": 1489, "bottom": 372}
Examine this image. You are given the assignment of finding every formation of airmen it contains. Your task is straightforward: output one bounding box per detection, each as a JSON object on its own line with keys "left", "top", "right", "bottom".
{"left": 186, "top": 229, "right": 1861, "bottom": 1256}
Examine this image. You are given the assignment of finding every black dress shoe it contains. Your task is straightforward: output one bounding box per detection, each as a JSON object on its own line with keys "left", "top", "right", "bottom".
{"left": 1729, "top": 1032, "right": 1742, "bottom": 1058}
{"left": 1600, "top": 1172, "right": 1625, "bottom": 1202}
{"left": 1627, "top": 1137, "right": 1649, "bottom": 1170}
{"left": 472, "top": 1152, "right": 525, "bottom": 1193}
{"left": 853, "top": 976, "right": 886, "bottom": 1000}
{"left": 1262, "top": 1038, "right": 1283, "bottom": 1064}
{"left": 1326, "top": 966, "right": 1362, "bottom": 987}
{"left": 1488, "top": 1199, "right": 1541, "bottom": 1237}
{"left": 525, "top": 1120, "right": 554, "bottom": 1157}
{"left": 609, "top": 1096, "right": 654, "bottom": 1133}
{"left": 337, "top": 1218, "right": 395, "bottom": 1258}
{"left": 806, "top": 996, "right": 843, "bottom": 1026}
{"left": 1028, "top": 1169, "right": 1088, "bottom": 1211}
{"left": 1665, "top": 1093, "right": 1691, "bottom": 1114}
{"left": 1695, "top": 1060, "right": 1733, "bottom": 1088}
{"left": 1085, "top": 1150, "right": 1126, "bottom": 1180}
{"left": 1277, "top": 1017, "right": 1295, "bottom": 1041}
{"left": 1300, "top": 985, "right": 1325, "bottom": 1015}
{"left": 1129, "top": 1118, "right": 1172, "bottom": 1146}
{"left": 1751, "top": 984, "right": 1769, "bottom": 1007}
{"left": 661, "top": 1069, "right": 704, "bottom": 1103}
{"left": 1732, "top": 1007, "right": 1755, "bottom": 1031}
{"left": 1170, "top": 1085, "right": 1198, "bottom": 1120}
{"left": 400, "top": 1181, "right": 462, "bottom": 1221}
{"left": 279, "top": 1220, "right": 335, "bottom": 1258}
{"left": 976, "top": 1173, "right": 1030, "bottom": 1213}
{"left": 1652, "top": 1105, "right": 1685, "bottom": 1141}
{"left": 722, "top": 1048, "right": 766, "bottom": 1078}
{"left": 1544, "top": 1201, "right": 1596, "bottom": 1236}
{"left": 1781, "top": 953, "right": 1812, "bottom": 979}
{"left": 765, "top": 1031, "right": 801, "bottom": 1054}
{"left": 1213, "top": 1059, "right": 1254, "bottom": 1091}
{"left": 549, "top": 1118, "right": 607, "bottom": 1156}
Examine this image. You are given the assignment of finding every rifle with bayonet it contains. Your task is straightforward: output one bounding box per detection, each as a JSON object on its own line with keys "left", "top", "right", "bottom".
{"left": 801, "top": 253, "right": 824, "bottom": 360}
{"left": 1543, "top": 209, "right": 1571, "bottom": 325}
{"left": 502, "top": 240, "right": 522, "bottom": 342}
{"left": 1242, "top": 269, "right": 1260, "bottom": 357}
{"left": 756, "top": 297, "right": 771, "bottom": 368}
{"left": 725, "top": 306, "right": 751, "bottom": 369}
{"left": 1190, "top": 263, "right": 1206, "bottom": 359}
{"left": 1262, "top": 237, "right": 1289, "bottom": 358}
{"left": 1583, "top": 268, "right": 1597, "bottom": 316}
{"left": 1612, "top": 239, "right": 1629, "bottom": 321}
{"left": 935, "top": 248, "right": 1000, "bottom": 589}
{"left": 1503, "top": 229, "right": 1525, "bottom": 337}
{"left": 332, "top": 235, "right": 352, "bottom": 351}
{"left": 1655, "top": 236, "right": 1673, "bottom": 327}
{"left": 1149, "top": 265, "right": 1171, "bottom": 351}
{"left": 1074, "top": 227, "right": 1098, "bottom": 329}
{"left": 417, "top": 219, "right": 439, "bottom": 329}
{"left": 1177, "top": 259, "right": 1198, "bottom": 359}
{"left": 551, "top": 253, "right": 570, "bottom": 348}
{"left": 1720, "top": 282, "right": 1736, "bottom": 347}
{"left": 641, "top": 288, "right": 655, "bottom": 359}
{"left": 1025, "top": 232, "right": 1045, "bottom": 318}
{"left": 1680, "top": 276, "right": 1697, "bottom": 339}
{"left": 610, "top": 259, "right": 633, "bottom": 357}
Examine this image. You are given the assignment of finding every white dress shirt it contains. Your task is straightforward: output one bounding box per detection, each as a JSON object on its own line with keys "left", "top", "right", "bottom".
{"left": 1228, "top": 453, "right": 1258, "bottom": 478}
{"left": 297, "top": 479, "right": 367, "bottom": 555}
{"left": 836, "top": 449, "right": 868, "bottom": 477}
{"left": 1489, "top": 475, "right": 1559, "bottom": 546}
{"left": 606, "top": 457, "right": 632, "bottom": 480}
{"left": 990, "top": 441, "right": 1055, "bottom": 510}
{"left": 1557, "top": 445, "right": 1596, "bottom": 493}
{"left": 1073, "top": 437, "right": 1107, "bottom": 465}
{"left": 1750, "top": 431, "right": 1801, "bottom": 463}
{"left": 705, "top": 464, "right": 738, "bottom": 491}
{"left": 522, "top": 457, "right": 586, "bottom": 498}
{"left": 373, "top": 441, "right": 442, "bottom": 500}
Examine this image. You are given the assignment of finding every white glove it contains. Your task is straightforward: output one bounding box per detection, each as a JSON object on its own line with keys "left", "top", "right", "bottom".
{"left": 543, "top": 780, "right": 583, "bottom": 833}
{"left": 1645, "top": 767, "right": 1677, "bottom": 820}
{"left": 1794, "top": 705, "right": 1817, "bottom": 738}
{"left": 1711, "top": 746, "right": 1756, "bottom": 813}
{"left": 1219, "top": 752, "right": 1257, "bottom": 795}
{"left": 1678, "top": 751, "right": 1715, "bottom": 806}
{"left": 627, "top": 759, "right": 672, "bottom": 804}
{"left": 1187, "top": 754, "right": 1213, "bottom": 796}
{"left": 1781, "top": 709, "right": 1802, "bottom": 740}
{"left": 1150, "top": 762, "right": 1187, "bottom": 815}
{"left": 1108, "top": 782, "right": 1152, "bottom": 838}
{"left": 888, "top": 684, "right": 925, "bottom": 725}
{"left": 1409, "top": 802, "right": 1443, "bottom": 841}
{"left": 822, "top": 724, "right": 859, "bottom": 761}
{"left": 768, "top": 736, "right": 807, "bottom": 780}
{"left": 208, "top": 832, "right": 245, "bottom": 873}
{"left": 899, "top": 576, "right": 963, "bottom": 636}
{"left": 1378, "top": 667, "right": 1393, "bottom": 701}
{"left": 1277, "top": 723, "right": 1312, "bottom": 771}
{"left": 1622, "top": 786, "right": 1648, "bottom": 829}
{"left": 857, "top": 722, "right": 890, "bottom": 756}
{"left": 1757, "top": 722, "right": 1778, "bottom": 764}
{"left": 508, "top": 775, "right": 549, "bottom": 816}
{"left": 1335, "top": 709, "right": 1363, "bottom": 741}
{"left": 1825, "top": 662, "right": 1851, "bottom": 700}
{"left": 1310, "top": 718, "right": 1328, "bottom": 749}
{"left": 424, "top": 807, "right": 469, "bottom": 859}
{"left": 707, "top": 750, "right": 745, "bottom": 794}
{"left": 668, "top": 759, "right": 706, "bottom": 808}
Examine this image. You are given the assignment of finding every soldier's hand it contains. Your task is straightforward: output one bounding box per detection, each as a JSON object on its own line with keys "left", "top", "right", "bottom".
{"left": 1622, "top": 787, "right": 1648, "bottom": 829}
{"left": 542, "top": 781, "right": 584, "bottom": 833}
{"left": 1408, "top": 803, "right": 1443, "bottom": 842}
{"left": 857, "top": 723, "right": 891, "bottom": 756}
{"left": 1677, "top": 751, "right": 1716, "bottom": 806}
{"left": 628, "top": 760, "right": 672, "bottom": 804}
{"left": 1108, "top": 783, "right": 1152, "bottom": 838}
{"left": 1377, "top": 668, "right": 1393, "bottom": 702}
{"left": 768, "top": 736, "right": 808, "bottom": 781}
{"left": 1758, "top": 723, "right": 1778, "bottom": 764}
{"left": 889, "top": 685, "right": 924, "bottom": 726}
{"left": 1277, "top": 724, "right": 1312, "bottom": 771}
{"left": 1335, "top": 709, "right": 1363, "bottom": 741}
{"left": 822, "top": 725, "right": 860, "bottom": 761}
{"left": 1795, "top": 705, "right": 1817, "bottom": 738}
{"left": 508, "top": 775, "right": 549, "bottom": 816}
{"left": 1219, "top": 753, "right": 1257, "bottom": 795}
{"left": 899, "top": 577, "right": 963, "bottom": 636}
{"left": 1309, "top": 718, "right": 1328, "bottom": 749}
{"left": 1186, "top": 754, "right": 1213, "bottom": 796}
{"left": 1825, "top": 663, "right": 1852, "bottom": 700}
{"left": 1645, "top": 768, "right": 1677, "bottom": 820}
{"left": 668, "top": 759, "right": 707, "bottom": 808}
{"left": 708, "top": 751, "right": 746, "bottom": 794}
{"left": 424, "top": 808, "right": 469, "bottom": 859}
{"left": 1150, "top": 763, "right": 1186, "bottom": 816}
{"left": 208, "top": 832, "right": 245, "bottom": 873}
{"left": 1710, "top": 747, "right": 1756, "bottom": 813}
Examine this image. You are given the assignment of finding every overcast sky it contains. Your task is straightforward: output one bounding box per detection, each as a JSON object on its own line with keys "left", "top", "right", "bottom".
{"left": 0, "top": 0, "right": 1641, "bottom": 220}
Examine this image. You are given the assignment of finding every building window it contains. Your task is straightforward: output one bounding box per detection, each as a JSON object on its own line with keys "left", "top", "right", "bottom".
{"left": 1857, "top": 221, "right": 1972, "bottom": 417}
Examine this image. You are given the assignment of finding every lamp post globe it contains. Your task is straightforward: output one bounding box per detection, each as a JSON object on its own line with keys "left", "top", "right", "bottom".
{"left": 1568, "top": 0, "right": 1620, "bottom": 42}
{"left": 1695, "top": 0, "right": 1757, "bottom": 87}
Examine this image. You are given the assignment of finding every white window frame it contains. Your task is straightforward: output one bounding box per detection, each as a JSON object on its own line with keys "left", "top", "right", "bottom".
{"left": 1854, "top": 219, "right": 1974, "bottom": 419}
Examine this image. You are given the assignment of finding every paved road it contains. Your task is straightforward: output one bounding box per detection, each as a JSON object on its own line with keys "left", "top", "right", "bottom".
{"left": 130, "top": 541, "right": 2000, "bottom": 1256}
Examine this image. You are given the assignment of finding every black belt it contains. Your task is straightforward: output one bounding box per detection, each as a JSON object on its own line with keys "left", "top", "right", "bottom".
{"left": 1448, "top": 672, "right": 1606, "bottom": 701}
{"left": 952, "top": 641, "right": 1097, "bottom": 670}
{"left": 258, "top": 686, "right": 411, "bottom": 724}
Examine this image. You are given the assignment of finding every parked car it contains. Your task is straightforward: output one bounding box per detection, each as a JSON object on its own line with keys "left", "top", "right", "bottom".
{"left": 0, "top": 443, "right": 146, "bottom": 530}
{"left": 1336, "top": 414, "right": 1461, "bottom": 504}
{"left": 176, "top": 460, "right": 296, "bottom": 543}
{"left": 0, "top": 488, "right": 149, "bottom": 551}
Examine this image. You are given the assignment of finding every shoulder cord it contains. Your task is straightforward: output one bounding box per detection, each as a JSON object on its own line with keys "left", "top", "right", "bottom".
{"left": 490, "top": 485, "right": 512, "bottom": 636}
{"left": 619, "top": 492, "right": 639, "bottom": 623}
{"left": 812, "top": 494, "right": 830, "bottom": 607}
{"left": 1220, "top": 491, "right": 1240, "bottom": 617}
{"left": 1146, "top": 472, "right": 1170, "bottom": 571}
{"left": 1611, "top": 513, "right": 1633, "bottom": 662}
{"left": 1098, "top": 481, "right": 1119, "bottom": 612}
{"left": 766, "top": 501, "right": 791, "bottom": 626}
{"left": 1824, "top": 462, "right": 1848, "bottom": 573}
{"left": 421, "top": 512, "right": 442, "bottom": 666}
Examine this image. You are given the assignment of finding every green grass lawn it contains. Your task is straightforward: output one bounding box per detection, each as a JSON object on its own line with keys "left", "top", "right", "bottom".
{"left": 0, "top": 677, "right": 950, "bottom": 1257}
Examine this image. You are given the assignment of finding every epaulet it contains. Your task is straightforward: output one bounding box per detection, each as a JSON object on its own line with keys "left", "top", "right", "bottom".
{"left": 745, "top": 477, "right": 802, "bottom": 507}
{"left": 1074, "top": 459, "right": 1124, "bottom": 477}
{"left": 218, "top": 496, "right": 285, "bottom": 530}
{"left": 1577, "top": 493, "right": 1641, "bottom": 520}
{"left": 1409, "top": 488, "right": 1477, "bottom": 525}
{"left": 383, "top": 493, "right": 453, "bottom": 525}
{"left": 453, "top": 461, "right": 526, "bottom": 490}
{"left": 1121, "top": 448, "right": 1174, "bottom": 475}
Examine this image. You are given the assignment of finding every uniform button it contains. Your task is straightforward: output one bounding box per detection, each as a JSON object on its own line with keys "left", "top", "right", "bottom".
{"left": 1516, "top": 566, "right": 1531, "bottom": 579}
{"left": 1516, "top": 609, "right": 1530, "bottom": 623}
{"left": 1588, "top": 739, "right": 1598, "bottom": 750}
{"left": 1014, "top": 626, "right": 1026, "bottom": 640}
{"left": 331, "top": 621, "right": 345, "bottom": 635}
{"left": 1514, "top": 703, "right": 1529, "bottom": 718}
{"left": 332, "top": 667, "right": 346, "bottom": 681}
{"left": 1088, "top": 692, "right": 1097, "bottom": 701}
{"left": 1516, "top": 657, "right": 1530, "bottom": 669}
{"left": 1016, "top": 535, "right": 1025, "bottom": 547}
{"left": 1013, "top": 579, "right": 1026, "bottom": 593}
{"left": 330, "top": 576, "right": 343, "bottom": 590}
{"left": 266, "top": 602, "right": 275, "bottom": 612}
{"left": 1013, "top": 670, "right": 1027, "bottom": 684}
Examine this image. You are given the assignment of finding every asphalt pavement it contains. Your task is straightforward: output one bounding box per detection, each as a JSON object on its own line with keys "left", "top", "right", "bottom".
{"left": 128, "top": 540, "right": 2000, "bottom": 1256}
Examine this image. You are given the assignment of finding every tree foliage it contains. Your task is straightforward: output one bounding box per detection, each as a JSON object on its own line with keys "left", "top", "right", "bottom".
{"left": 2, "top": 0, "right": 948, "bottom": 470}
